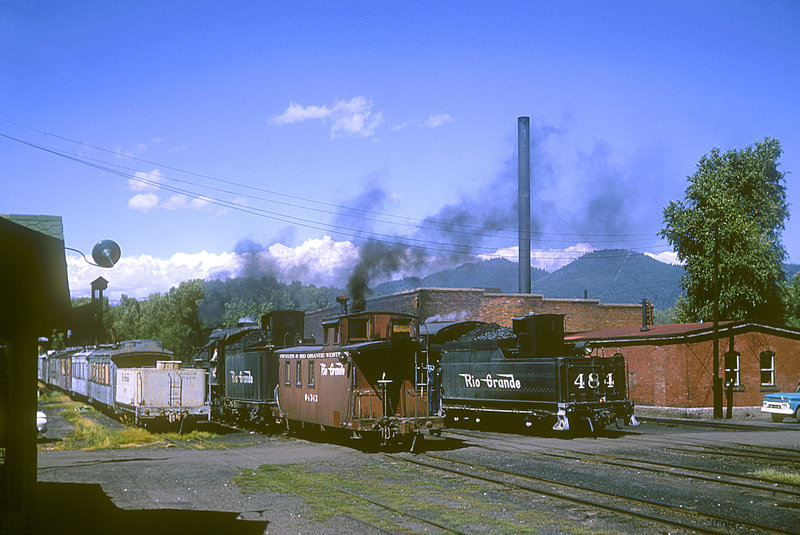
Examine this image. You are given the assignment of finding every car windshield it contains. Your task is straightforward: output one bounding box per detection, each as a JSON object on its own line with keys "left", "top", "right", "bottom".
{"left": 796, "top": 382, "right": 800, "bottom": 393}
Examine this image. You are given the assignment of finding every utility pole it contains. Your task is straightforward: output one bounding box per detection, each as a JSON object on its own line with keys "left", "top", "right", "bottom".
{"left": 712, "top": 225, "right": 723, "bottom": 418}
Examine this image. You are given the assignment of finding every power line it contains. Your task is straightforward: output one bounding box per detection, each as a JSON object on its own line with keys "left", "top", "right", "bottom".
{"left": 1, "top": 122, "right": 662, "bottom": 243}
{"left": 1, "top": 128, "right": 672, "bottom": 259}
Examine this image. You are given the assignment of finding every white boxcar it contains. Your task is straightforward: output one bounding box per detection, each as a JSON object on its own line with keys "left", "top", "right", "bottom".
{"left": 116, "top": 360, "right": 209, "bottom": 428}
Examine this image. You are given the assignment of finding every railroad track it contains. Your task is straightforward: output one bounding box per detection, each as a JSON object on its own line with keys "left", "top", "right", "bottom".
{"left": 610, "top": 433, "right": 800, "bottom": 467}
{"left": 641, "top": 416, "right": 800, "bottom": 431}
{"left": 387, "top": 450, "right": 798, "bottom": 535}
{"left": 164, "top": 427, "right": 800, "bottom": 533}
{"left": 164, "top": 436, "right": 467, "bottom": 534}
{"left": 446, "top": 429, "right": 800, "bottom": 497}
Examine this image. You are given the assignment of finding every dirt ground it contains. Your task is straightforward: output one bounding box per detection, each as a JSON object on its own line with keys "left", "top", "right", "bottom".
{"left": 36, "top": 401, "right": 800, "bottom": 534}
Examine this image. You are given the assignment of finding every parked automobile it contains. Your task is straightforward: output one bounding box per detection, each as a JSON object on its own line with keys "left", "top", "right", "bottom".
{"left": 37, "top": 410, "right": 48, "bottom": 435}
{"left": 761, "top": 381, "right": 800, "bottom": 422}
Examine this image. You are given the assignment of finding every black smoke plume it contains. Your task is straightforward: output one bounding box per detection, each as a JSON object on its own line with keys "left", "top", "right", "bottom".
{"left": 347, "top": 239, "right": 426, "bottom": 311}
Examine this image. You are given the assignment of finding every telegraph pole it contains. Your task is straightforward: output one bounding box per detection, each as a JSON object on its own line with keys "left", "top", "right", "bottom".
{"left": 712, "top": 226, "right": 723, "bottom": 418}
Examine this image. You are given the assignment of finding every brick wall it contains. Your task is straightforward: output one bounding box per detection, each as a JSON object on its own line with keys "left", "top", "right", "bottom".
{"left": 304, "top": 287, "right": 642, "bottom": 341}
{"left": 590, "top": 328, "right": 800, "bottom": 408}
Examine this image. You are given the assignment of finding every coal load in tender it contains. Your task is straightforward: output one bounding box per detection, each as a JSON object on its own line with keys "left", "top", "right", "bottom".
{"left": 456, "top": 323, "right": 514, "bottom": 342}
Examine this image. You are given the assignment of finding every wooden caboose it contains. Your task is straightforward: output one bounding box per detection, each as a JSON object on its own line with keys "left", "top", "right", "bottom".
{"left": 275, "top": 311, "right": 442, "bottom": 448}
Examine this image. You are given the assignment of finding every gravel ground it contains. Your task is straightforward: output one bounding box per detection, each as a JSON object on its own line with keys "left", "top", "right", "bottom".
{"left": 36, "top": 402, "right": 800, "bottom": 535}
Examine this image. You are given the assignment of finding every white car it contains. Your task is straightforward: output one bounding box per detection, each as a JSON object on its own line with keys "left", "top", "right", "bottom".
{"left": 37, "top": 410, "right": 47, "bottom": 435}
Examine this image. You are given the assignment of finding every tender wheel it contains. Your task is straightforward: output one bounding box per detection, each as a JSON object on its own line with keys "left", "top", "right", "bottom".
{"left": 771, "top": 413, "right": 784, "bottom": 423}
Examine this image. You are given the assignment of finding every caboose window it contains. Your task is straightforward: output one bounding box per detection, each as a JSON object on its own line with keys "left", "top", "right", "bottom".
{"left": 284, "top": 360, "right": 291, "bottom": 386}
{"left": 324, "top": 325, "right": 339, "bottom": 345}
{"left": 724, "top": 351, "right": 740, "bottom": 387}
{"left": 308, "top": 359, "right": 315, "bottom": 387}
{"left": 760, "top": 350, "right": 776, "bottom": 386}
{"left": 349, "top": 318, "right": 368, "bottom": 340}
{"left": 296, "top": 360, "right": 302, "bottom": 386}
{"left": 392, "top": 319, "right": 412, "bottom": 336}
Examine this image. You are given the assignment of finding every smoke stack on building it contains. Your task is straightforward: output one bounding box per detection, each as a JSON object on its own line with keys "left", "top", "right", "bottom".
{"left": 518, "top": 116, "right": 531, "bottom": 294}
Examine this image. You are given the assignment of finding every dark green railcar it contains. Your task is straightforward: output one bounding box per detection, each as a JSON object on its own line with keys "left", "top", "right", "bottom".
{"left": 440, "top": 314, "right": 638, "bottom": 433}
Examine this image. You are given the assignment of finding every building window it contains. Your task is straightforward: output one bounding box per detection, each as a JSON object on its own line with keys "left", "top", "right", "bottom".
{"left": 284, "top": 360, "right": 291, "bottom": 386}
{"left": 308, "top": 359, "right": 315, "bottom": 387}
{"left": 296, "top": 360, "right": 302, "bottom": 386}
{"left": 760, "top": 350, "right": 776, "bottom": 386}
{"left": 724, "top": 351, "right": 740, "bottom": 387}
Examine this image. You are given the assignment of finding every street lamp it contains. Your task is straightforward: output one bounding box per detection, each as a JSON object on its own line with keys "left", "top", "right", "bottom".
{"left": 65, "top": 239, "right": 121, "bottom": 268}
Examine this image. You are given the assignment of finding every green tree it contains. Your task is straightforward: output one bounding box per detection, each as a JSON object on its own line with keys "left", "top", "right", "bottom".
{"left": 785, "top": 272, "right": 800, "bottom": 328}
{"left": 105, "top": 280, "right": 205, "bottom": 361}
{"left": 660, "top": 138, "right": 788, "bottom": 322}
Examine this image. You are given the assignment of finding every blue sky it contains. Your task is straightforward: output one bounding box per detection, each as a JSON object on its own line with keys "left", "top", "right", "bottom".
{"left": 2, "top": 1, "right": 799, "bottom": 301}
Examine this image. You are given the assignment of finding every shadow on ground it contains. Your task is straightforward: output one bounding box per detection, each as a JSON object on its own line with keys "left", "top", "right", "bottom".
{"left": 35, "top": 482, "right": 267, "bottom": 535}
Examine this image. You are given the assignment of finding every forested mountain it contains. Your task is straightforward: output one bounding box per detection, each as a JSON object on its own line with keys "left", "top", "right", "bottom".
{"left": 373, "top": 250, "right": 684, "bottom": 310}
{"left": 192, "top": 251, "right": 800, "bottom": 327}
{"left": 373, "top": 258, "right": 549, "bottom": 295}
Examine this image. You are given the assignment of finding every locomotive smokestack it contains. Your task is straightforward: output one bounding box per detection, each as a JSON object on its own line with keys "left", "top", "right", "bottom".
{"left": 336, "top": 295, "right": 349, "bottom": 315}
{"left": 518, "top": 116, "right": 531, "bottom": 294}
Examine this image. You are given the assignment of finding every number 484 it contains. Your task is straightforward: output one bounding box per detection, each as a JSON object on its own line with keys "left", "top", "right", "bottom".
{"left": 573, "top": 372, "right": 614, "bottom": 389}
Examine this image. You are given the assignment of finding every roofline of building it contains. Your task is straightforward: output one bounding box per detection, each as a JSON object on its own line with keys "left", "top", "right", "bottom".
{"left": 307, "top": 286, "right": 642, "bottom": 315}
{"left": 568, "top": 320, "right": 800, "bottom": 345}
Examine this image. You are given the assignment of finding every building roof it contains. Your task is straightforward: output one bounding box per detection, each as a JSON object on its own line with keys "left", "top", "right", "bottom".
{"left": 567, "top": 320, "right": 800, "bottom": 344}
{"left": 0, "top": 215, "right": 71, "bottom": 336}
{"left": 1, "top": 214, "right": 64, "bottom": 240}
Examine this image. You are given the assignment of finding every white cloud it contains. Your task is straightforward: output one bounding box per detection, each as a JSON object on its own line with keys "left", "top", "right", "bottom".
{"left": 479, "top": 243, "right": 596, "bottom": 272}
{"left": 125, "top": 168, "right": 216, "bottom": 213}
{"left": 127, "top": 192, "right": 160, "bottom": 212}
{"left": 645, "top": 250, "right": 683, "bottom": 265}
{"left": 271, "top": 97, "right": 384, "bottom": 138}
{"left": 66, "top": 237, "right": 359, "bottom": 301}
{"left": 424, "top": 113, "right": 453, "bottom": 128}
{"left": 128, "top": 168, "right": 163, "bottom": 191}
{"left": 67, "top": 251, "right": 238, "bottom": 301}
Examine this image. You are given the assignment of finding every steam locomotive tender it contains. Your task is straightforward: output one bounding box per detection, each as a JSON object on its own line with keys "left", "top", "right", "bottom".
{"left": 194, "top": 310, "right": 304, "bottom": 426}
{"left": 440, "top": 314, "right": 638, "bottom": 433}
{"left": 275, "top": 311, "right": 444, "bottom": 448}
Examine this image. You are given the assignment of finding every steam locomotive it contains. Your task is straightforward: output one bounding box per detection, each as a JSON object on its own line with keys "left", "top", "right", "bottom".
{"left": 40, "top": 308, "right": 637, "bottom": 447}
{"left": 436, "top": 314, "right": 638, "bottom": 433}
{"left": 203, "top": 309, "right": 636, "bottom": 444}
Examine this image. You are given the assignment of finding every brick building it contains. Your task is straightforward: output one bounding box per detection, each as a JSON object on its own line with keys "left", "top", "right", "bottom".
{"left": 304, "top": 287, "right": 644, "bottom": 342}
{"left": 567, "top": 321, "right": 800, "bottom": 417}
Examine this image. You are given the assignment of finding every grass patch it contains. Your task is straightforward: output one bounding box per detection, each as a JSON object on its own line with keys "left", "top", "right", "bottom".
{"left": 38, "top": 391, "right": 224, "bottom": 451}
{"left": 751, "top": 468, "right": 800, "bottom": 484}
{"left": 49, "top": 407, "right": 161, "bottom": 450}
{"left": 234, "top": 462, "right": 618, "bottom": 534}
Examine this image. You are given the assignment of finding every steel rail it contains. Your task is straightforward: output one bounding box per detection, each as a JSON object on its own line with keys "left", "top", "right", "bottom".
{"left": 387, "top": 451, "right": 796, "bottom": 535}
{"left": 445, "top": 429, "right": 800, "bottom": 495}
{"left": 164, "top": 436, "right": 467, "bottom": 535}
